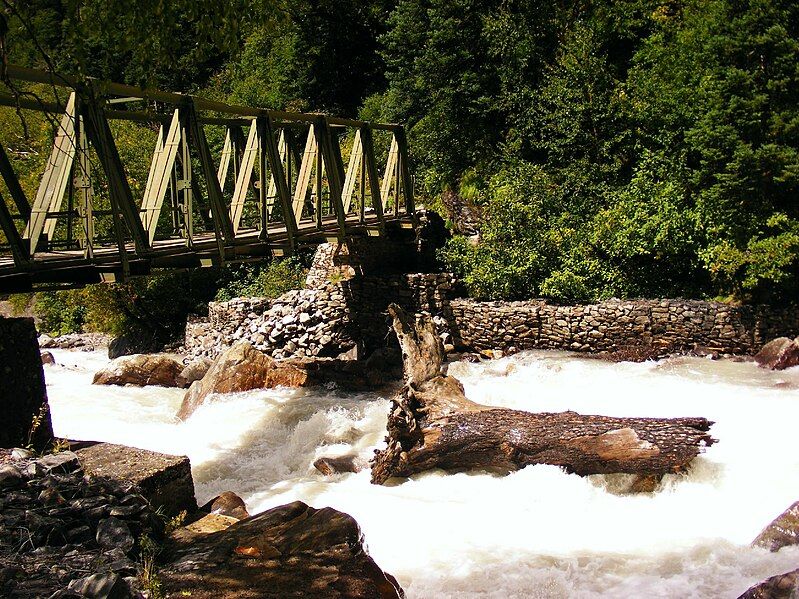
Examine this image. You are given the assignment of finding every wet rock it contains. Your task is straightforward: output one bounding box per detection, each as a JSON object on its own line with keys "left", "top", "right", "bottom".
{"left": 177, "top": 343, "right": 309, "bottom": 419}
{"left": 92, "top": 354, "right": 187, "bottom": 387}
{"left": 0, "top": 464, "right": 24, "bottom": 488}
{"left": 96, "top": 517, "right": 134, "bottom": 552}
{"left": 752, "top": 501, "right": 799, "bottom": 551}
{"left": 67, "top": 572, "right": 131, "bottom": 599}
{"left": 41, "top": 351, "right": 56, "bottom": 365}
{"left": 207, "top": 491, "right": 249, "bottom": 520}
{"left": 179, "top": 358, "right": 213, "bottom": 385}
{"left": 738, "top": 568, "right": 799, "bottom": 598}
{"left": 754, "top": 337, "right": 799, "bottom": 371}
{"left": 76, "top": 443, "right": 196, "bottom": 518}
{"left": 162, "top": 501, "right": 404, "bottom": 599}
{"left": 314, "top": 455, "right": 364, "bottom": 476}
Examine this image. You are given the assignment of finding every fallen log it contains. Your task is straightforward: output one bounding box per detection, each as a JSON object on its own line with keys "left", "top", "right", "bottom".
{"left": 370, "top": 304, "right": 715, "bottom": 485}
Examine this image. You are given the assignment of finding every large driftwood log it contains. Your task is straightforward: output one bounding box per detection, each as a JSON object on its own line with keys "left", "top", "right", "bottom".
{"left": 370, "top": 304, "right": 715, "bottom": 485}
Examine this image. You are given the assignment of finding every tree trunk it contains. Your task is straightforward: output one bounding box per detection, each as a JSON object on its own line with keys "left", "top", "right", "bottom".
{"left": 370, "top": 304, "right": 715, "bottom": 485}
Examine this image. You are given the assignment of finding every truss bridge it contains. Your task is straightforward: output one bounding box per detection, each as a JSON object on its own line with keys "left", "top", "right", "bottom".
{"left": 0, "top": 65, "right": 417, "bottom": 293}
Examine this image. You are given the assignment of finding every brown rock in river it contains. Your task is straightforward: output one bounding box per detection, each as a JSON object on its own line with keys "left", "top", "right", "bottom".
{"left": 752, "top": 501, "right": 799, "bottom": 552}
{"left": 738, "top": 568, "right": 799, "bottom": 598}
{"left": 180, "top": 357, "right": 213, "bottom": 385}
{"left": 755, "top": 337, "right": 799, "bottom": 371}
{"left": 178, "top": 342, "right": 396, "bottom": 420}
{"left": 161, "top": 500, "right": 404, "bottom": 599}
{"left": 92, "top": 354, "right": 187, "bottom": 387}
{"left": 314, "top": 455, "right": 364, "bottom": 476}
{"left": 177, "top": 343, "right": 306, "bottom": 419}
{"left": 206, "top": 491, "right": 250, "bottom": 520}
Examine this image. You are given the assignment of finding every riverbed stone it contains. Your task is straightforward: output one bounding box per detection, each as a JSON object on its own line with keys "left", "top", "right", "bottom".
{"left": 92, "top": 354, "right": 187, "bottom": 387}
{"left": 313, "top": 455, "right": 364, "bottom": 476}
{"left": 206, "top": 491, "right": 250, "bottom": 520}
{"left": 180, "top": 357, "right": 213, "bottom": 385}
{"left": 752, "top": 501, "right": 799, "bottom": 551}
{"left": 738, "top": 568, "right": 799, "bottom": 598}
{"left": 754, "top": 337, "right": 799, "bottom": 370}
{"left": 76, "top": 442, "right": 196, "bottom": 517}
{"left": 161, "top": 500, "right": 404, "bottom": 599}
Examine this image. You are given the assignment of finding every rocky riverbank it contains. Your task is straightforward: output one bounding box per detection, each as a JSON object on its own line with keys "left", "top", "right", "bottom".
{"left": 0, "top": 448, "right": 163, "bottom": 598}
{"left": 0, "top": 446, "right": 404, "bottom": 599}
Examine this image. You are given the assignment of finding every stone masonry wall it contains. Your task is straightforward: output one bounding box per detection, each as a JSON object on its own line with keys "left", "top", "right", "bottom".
{"left": 185, "top": 239, "right": 799, "bottom": 361}
{"left": 448, "top": 298, "right": 799, "bottom": 355}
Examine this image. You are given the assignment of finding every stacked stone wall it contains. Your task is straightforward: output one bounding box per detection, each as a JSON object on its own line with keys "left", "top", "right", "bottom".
{"left": 448, "top": 298, "right": 799, "bottom": 355}
{"left": 185, "top": 238, "right": 799, "bottom": 361}
{"left": 184, "top": 272, "right": 455, "bottom": 361}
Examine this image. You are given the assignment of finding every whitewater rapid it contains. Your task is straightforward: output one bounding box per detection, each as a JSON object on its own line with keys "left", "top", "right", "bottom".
{"left": 44, "top": 348, "right": 799, "bottom": 598}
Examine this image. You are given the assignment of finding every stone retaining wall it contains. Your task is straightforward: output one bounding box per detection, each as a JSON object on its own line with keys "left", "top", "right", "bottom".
{"left": 184, "top": 272, "right": 455, "bottom": 361}
{"left": 184, "top": 239, "right": 799, "bottom": 360}
{"left": 448, "top": 298, "right": 799, "bottom": 355}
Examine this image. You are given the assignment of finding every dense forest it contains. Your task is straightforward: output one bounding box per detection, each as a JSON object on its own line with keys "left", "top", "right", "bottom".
{"left": 3, "top": 0, "right": 799, "bottom": 338}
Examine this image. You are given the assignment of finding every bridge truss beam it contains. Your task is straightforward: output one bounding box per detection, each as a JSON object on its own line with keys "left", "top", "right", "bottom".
{"left": 0, "top": 65, "right": 417, "bottom": 293}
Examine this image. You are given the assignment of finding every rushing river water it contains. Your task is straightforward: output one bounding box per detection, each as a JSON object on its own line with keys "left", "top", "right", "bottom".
{"left": 43, "top": 348, "right": 799, "bottom": 598}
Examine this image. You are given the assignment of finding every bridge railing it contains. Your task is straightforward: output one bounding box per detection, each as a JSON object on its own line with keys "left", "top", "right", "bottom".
{"left": 0, "top": 65, "right": 415, "bottom": 279}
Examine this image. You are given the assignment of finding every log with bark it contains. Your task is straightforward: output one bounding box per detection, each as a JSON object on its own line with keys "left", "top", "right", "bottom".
{"left": 370, "top": 304, "right": 716, "bottom": 485}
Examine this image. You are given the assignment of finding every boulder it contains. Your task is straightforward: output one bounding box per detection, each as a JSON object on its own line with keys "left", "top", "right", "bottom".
{"left": 177, "top": 342, "right": 395, "bottom": 420}
{"left": 314, "top": 455, "right": 364, "bottom": 476}
{"left": 0, "top": 316, "right": 53, "bottom": 449}
{"left": 76, "top": 442, "right": 196, "bottom": 517}
{"left": 738, "top": 568, "right": 799, "bottom": 598}
{"left": 755, "top": 337, "right": 799, "bottom": 370}
{"left": 205, "top": 491, "right": 250, "bottom": 520}
{"left": 180, "top": 358, "right": 213, "bottom": 385}
{"left": 161, "top": 501, "right": 404, "bottom": 598}
{"left": 107, "top": 334, "right": 161, "bottom": 359}
{"left": 177, "top": 343, "right": 302, "bottom": 419}
{"left": 92, "top": 354, "right": 187, "bottom": 387}
{"left": 41, "top": 351, "right": 56, "bottom": 365}
{"left": 752, "top": 501, "right": 799, "bottom": 551}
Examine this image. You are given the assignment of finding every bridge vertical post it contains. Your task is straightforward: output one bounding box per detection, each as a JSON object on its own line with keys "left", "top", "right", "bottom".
{"left": 315, "top": 116, "right": 347, "bottom": 239}
{"left": 258, "top": 115, "right": 296, "bottom": 251}
{"left": 185, "top": 100, "right": 234, "bottom": 264}
{"left": 74, "top": 111, "right": 94, "bottom": 258}
{"left": 0, "top": 191, "right": 30, "bottom": 267}
{"left": 80, "top": 85, "right": 150, "bottom": 256}
{"left": 177, "top": 112, "right": 192, "bottom": 245}
{"left": 394, "top": 126, "right": 416, "bottom": 217}
{"left": 359, "top": 124, "right": 386, "bottom": 230}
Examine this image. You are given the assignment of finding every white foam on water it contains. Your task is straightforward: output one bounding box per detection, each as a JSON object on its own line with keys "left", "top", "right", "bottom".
{"left": 43, "top": 348, "right": 799, "bottom": 597}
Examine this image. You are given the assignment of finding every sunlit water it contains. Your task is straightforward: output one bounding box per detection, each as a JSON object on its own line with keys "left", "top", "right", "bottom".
{"left": 44, "top": 348, "right": 799, "bottom": 598}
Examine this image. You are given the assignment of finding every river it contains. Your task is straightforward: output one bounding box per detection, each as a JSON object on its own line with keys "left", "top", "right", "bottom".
{"left": 43, "top": 348, "right": 799, "bottom": 598}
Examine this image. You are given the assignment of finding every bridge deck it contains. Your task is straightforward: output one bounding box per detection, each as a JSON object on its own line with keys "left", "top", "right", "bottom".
{"left": 0, "top": 212, "right": 415, "bottom": 292}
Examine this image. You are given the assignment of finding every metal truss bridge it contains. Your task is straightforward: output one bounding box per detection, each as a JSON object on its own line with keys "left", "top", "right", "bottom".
{"left": 0, "top": 65, "right": 417, "bottom": 293}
